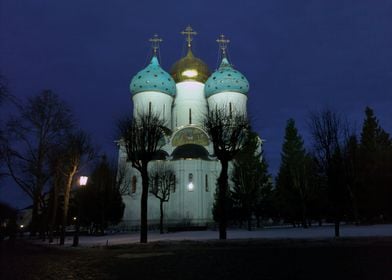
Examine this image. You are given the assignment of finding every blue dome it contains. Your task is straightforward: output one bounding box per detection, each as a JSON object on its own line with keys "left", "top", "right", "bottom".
{"left": 205, "top": 58, "right": 249, "bottom": 97}
{"left": 130, "top": 56, "right": 176, "bottom": 96}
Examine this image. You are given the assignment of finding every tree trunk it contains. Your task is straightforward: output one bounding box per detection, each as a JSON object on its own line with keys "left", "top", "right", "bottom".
{"left": 247, "top": 216, "right": 252, "bottom": 231}
{"left": 159, "top": 201, "right": 164, "bottom": 234}
{"left": 140, "top": 165, "right": 149, "bottom": 243}
{"left": 301, "top": 203, "right": 308, "bottom": 229}
{"left": 60, "top": 167, "right": 77, "bottom": 245}
{"left": 334, "top": 219, "right": 340, "bottom": 237}
{"left": 48, "top": 179, "right": 59, "bottom": 243}
{"left": 218, "top": 160, "right": 229, "bottom": 240}
{"left": 40, "top": 207, "right": 48, "bottom": 241}
{"left": 30, "top": 194, "right": 39, "bottom": 237}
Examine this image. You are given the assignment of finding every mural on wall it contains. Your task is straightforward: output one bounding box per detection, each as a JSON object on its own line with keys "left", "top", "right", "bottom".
{"left": 172, "top": 127, "right": 209, "bottom": 147}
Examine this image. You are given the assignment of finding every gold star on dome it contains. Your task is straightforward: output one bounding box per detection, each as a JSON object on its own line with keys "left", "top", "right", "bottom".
{"left": 181, "top": 25, "right": 197, "bottom": 48}
{"left": 149, "top": 34, "right": 163, "bottom": 54}
{"left": 216, "top": 34, "right": 230, "bottom": 56}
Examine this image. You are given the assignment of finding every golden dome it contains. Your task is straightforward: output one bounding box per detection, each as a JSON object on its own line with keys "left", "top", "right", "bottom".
{"left": 170, "top": 49, "right": 210, "bottom": 83}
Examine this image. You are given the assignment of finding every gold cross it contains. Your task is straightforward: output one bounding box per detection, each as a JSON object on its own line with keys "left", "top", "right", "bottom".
{"left": 149, "top": 34, "right": 163, "bottom": 54}
{"left": 216, "top": 34, "right": 230, "bottom": 56}
{"left": 181, "top": 25, "right": 197, "bottom": 48}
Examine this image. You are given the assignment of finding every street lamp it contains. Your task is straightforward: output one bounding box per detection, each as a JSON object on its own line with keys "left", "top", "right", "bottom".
{"left": 79, "top": 176, "right": 88, "bottom": 186}
{"left": 73, "top": 176, "right": 88, "bottom": 247}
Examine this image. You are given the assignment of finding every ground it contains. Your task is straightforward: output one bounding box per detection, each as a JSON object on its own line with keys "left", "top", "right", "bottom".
{"left": 1, "top": 225, "right": 392, "bottom": 280}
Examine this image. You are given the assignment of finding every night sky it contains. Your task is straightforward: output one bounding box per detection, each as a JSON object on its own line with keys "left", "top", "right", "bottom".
{"left": 1, "top": 0, "right": 391, "bottom": 208}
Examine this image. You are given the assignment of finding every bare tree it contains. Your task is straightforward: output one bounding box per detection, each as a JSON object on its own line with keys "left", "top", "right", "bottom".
{"left": 47, "top": 148, "right": 65, "bottom": 243}
{"left": 116, "top": 161, "right": 131, "bottom": 196}
{"left": 309, "top": 109, "right": 349, "bottom": 237}
{"left": 203, "top": 107, "right": 250, "bottom": 240}
{"left": 0, "top": 74, "right": 8, "bottom": 179}
{"left": 0, "top": 73, "right": 8, "bottom": 105}
{"left": 59, "top": 130, "right": 94, "bottom": 245}
{"left": 118, "top": 113, "right": 168, "bottom": 243}
{"left": 149, "top": 162, "right": 176, "bottom": 234}
{"left": 2, "top": 90, "right": 73, "bottom": 235}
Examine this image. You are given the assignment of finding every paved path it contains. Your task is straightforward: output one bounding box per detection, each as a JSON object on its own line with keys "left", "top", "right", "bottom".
{"left": 41, "top": 224, "right": 392, "bottom": 247}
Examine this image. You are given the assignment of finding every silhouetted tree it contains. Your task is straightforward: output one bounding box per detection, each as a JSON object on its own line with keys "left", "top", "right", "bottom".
{"left": 0, "top": 73, "right": 7, "bottom": 105}
{"left": 341, "top": 134, "right": 361, "bottom": 224}
{"left": 358, "top": 107, "right": 392, "bottom": 222}
{"left": 276, "top": 119, "right": 315, "bottom": 228}
{"left": 253, "top": 160, "right": 275, "bottom": 228}
{"left": 59, "top": 131, "right": 94, "bottom": 245}
{"left": 118, "top": 113, "right": 167, "bottom": 243}
{"left": 47, "top": 150, "right": 65, "bottom": 243}
{"left": 2, "top": 90, "right": 73, "bottom": 235}
{"left": 231, "top": 131, "right": 271, "bottom": 230}
{"left": 0, "top": 202, "right": 17, "bottom": 242}
{"left": 0, "top": 74, "right": 8, "bottom": 179}
{"left": 149, "top": 162, "right": 176, "bottom": 234}
{"left": 212, "top": 182, "right": 234, "bottom": 224}
{"left": 203, "top": 108, "right": 250, "bottom": 239}
{"left": 78, "top": 156, "right": 125, "bottom": 234}
{"left": 309, "top": 110, "right": 350, "bottom": 237}
{"left": 303, "top": 155, "right": 327, "bottom": 226}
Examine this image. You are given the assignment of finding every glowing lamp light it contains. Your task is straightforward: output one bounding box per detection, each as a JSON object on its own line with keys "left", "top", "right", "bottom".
{"left": 188, "top": 182, "right": 194, "bottom": 191}
{"left": 20, "top": 225, "right": 24, "bottom": 228}
{"left": 79, "top": 176, "right": 88, "bottom": 186}
{"left": 73, "top": 217, "right": 77, "bottom": 221}
{"left": 182, "top": 69, "right": 198, "bottom": 78}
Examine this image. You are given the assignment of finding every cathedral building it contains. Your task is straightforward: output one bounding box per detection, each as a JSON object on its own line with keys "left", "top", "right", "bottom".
{"left": 118, "top": 26, "right": 250, "bottom": 227}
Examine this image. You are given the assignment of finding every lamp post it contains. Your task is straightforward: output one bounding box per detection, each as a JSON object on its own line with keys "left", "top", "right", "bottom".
{"left": 72, "top": 176, "right": 88, "bottom": 247}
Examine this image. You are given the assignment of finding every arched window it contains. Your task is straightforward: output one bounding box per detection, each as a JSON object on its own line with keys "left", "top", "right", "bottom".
{"left": 188, "top": 173, "right": 194, "bottom": 191}
{"left": 189, "top": 108, "right": 192, "bottom": 124}
{"left": 148, "top": 102, "right": 152, "bottom": 116}
{"left": 205, "top": 174, "right": 209, "bottom": 192}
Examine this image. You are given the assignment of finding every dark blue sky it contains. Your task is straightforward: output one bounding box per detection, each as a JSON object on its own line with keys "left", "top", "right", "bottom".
{"left": 1, "top": 0, "right": 391, "bottom": 208}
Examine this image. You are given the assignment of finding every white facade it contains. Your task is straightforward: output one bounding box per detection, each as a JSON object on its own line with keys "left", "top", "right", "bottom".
{"left": 121, "top": 159, "right": 221, "bottom": 226}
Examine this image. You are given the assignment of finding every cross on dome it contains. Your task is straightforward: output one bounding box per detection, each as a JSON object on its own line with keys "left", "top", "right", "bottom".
{"left": 149, "top": 34, "right": 163, "bottom": 54}
{"left": 216, "top": 34, "right": 230, "bottom": 57}
{"left": 181, "top": 25, "right": 197, "bottom": 48}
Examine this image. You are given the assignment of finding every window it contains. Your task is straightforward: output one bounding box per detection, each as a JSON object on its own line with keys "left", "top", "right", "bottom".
{"left": 188, "top": 173, "right": 194, "bottom": 191}
{"left": 153, "top": 175, "right": 159, "bottom": 190}
{"left": 189, "top": 108, "right": 192, "bottom": 124}
{"left": 131, "top": 176, "right": 137, "bottom": 193}
{"left": 205, "top": 174, "right": 209, "bottom": 192}
{"left": 148, "top": 102, "right": 152, "bottom": 115}
{"left": 163, "top": 103, "right": 166, "bottom": 117}
{"left": 229, "top": 102, "right": 233, "bottom": 118}
{"left": 172, "top": 175, "right": 176, "bottom": 193}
